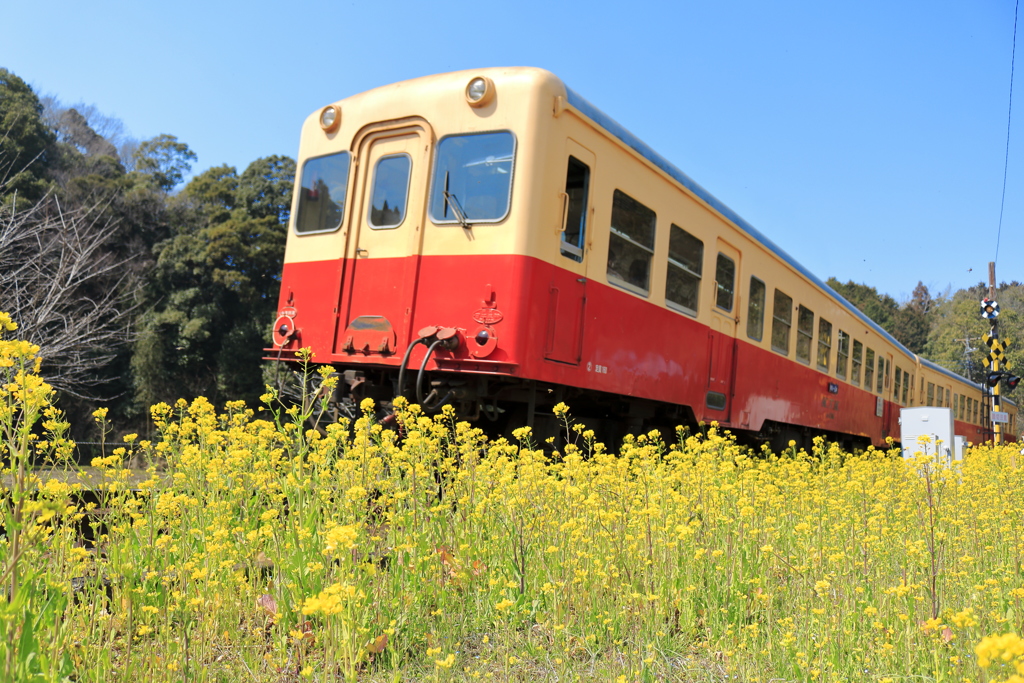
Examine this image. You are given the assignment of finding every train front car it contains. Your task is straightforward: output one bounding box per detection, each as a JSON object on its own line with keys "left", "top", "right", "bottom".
{"left": 269, "top": 68, "right": 570, "bottom": 425}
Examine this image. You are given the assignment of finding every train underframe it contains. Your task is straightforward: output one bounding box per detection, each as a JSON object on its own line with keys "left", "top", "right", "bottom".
{"left": 295, "top": 363, "right": 877, "bottom": 454}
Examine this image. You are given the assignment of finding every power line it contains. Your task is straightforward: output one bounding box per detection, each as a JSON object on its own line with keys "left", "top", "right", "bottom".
{"left": 996, "top": 0, "right": 1020, "bottom": 266}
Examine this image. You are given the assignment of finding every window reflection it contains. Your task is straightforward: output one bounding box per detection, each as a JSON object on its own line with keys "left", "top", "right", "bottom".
{"left": 430, "top": 132, "right": 515, "bottom": 223}
{"left": 369, "top": 154, "right": 411, "bottom": 229}
{"left": 666, "top": 225, "right": 703, "bottom": 315}
{"left": 607, "top": 190, "right": 656, "bottom": 296}
{"left": 295, "top": 152, "right": 350, "bottom": 234}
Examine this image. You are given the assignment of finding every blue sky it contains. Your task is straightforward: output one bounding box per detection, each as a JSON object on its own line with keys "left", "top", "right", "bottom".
{"left": 2, "top": 0, "right": 1020, "bottom": 302}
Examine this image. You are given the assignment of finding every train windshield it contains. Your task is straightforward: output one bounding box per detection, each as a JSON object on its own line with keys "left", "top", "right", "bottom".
{"left": 295, "top": 152, "right": 351, "bottom": 234}
{"left": 429, "top": 132, "right": 515, "bottom": 224}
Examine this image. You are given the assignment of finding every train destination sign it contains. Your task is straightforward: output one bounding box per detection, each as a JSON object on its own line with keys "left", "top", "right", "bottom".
{"left": 991, "top": 411, "right": 1010, "bottom": 424}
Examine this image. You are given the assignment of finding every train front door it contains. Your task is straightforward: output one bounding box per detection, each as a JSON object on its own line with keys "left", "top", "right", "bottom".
{"left": 335, "top": 122, "right": 432, "bottom": 356}
{"left": 705, "top": 240, "right": 740, "bottom": 422}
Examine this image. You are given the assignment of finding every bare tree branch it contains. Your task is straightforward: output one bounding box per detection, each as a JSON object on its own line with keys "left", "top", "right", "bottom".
{"left": 0, "top": 193, "right": 138, "bottom": 398}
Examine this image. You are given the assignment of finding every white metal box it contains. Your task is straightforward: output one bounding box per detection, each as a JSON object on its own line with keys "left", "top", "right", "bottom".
{"left": 899, "top": 407, "right": 956, "bottom": 463}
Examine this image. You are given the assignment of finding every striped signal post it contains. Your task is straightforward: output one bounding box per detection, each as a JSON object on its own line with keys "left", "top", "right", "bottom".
{"left": 983, "top": 329, "right": 1008, "bottom": 444}
{"left": 982, "top": 261, "right": 1004, "bottom": 444}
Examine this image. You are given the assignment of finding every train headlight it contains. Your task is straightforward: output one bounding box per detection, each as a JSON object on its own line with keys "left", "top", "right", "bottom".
{"left": 319, "top": 105, "right": 341, "bottom": 133}
{"left": 470, "top": 325, "right": 498, "bottom": 358}
{"left": 465, "top": 77, "right": 495, "bottom": 108}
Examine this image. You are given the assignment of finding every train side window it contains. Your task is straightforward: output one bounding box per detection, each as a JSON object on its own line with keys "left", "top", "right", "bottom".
{"left": 771, "top": 289, "right": 793, "bottom": 355}
{"left": 878, "top": 357, "right": 887, "bottom": 394}
{"left": 665, "top": 225, "right": 703, "bottom": 315}
{"left": 560, "top": 156, "right": 589, "bottom": 262}
{"left": 747, "top": 277, "right": 766, "bottom": 341}
{"left": 894, "top": 367, "right": 903, "bottom": 404}
{"left": 945, "top": 387, "right": 951, "bottom": 408}
{"left": 927, "top": 382, "right": 935, "bottom": 406}
{"left": 607, "top": 190, "right": 656, "bottom": 296}
{"left": 295, "top": 151, "right": 351, "bottom": 234}
{"left": 836, "top": 331, "right": 849, "bottom": 379}
{"left": 864, "top": 348, "right": 875, "bottom": 391}
{"left": 906, "top": 374, "right": 913, "bottom": 405}
{"left": 715, "top": 254, "right": 735, "bottom": 311}
{"left": 920, "top": 377, "right": 925, "bottom": 405}
{"left": 953, "top": 393, "right": 959, "bottom": 418}
{"left": 368, "top": 154, "right": 411, "bottom": 229}
{"left": 960, "top": 396, "right": 966, "bottom": 420}
{"left": 817, "top": 318, "right": 832, "bottom": 371}
{"left": 796, "top": 305, "right": 814, "bottom": 364}
{"left": 851, "top": 340, "right": 863, "bottom": 386}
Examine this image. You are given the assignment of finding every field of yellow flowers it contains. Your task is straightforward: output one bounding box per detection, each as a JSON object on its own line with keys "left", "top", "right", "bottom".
{"left": 5, "top": 316, "right": 1024, "bottom": 682}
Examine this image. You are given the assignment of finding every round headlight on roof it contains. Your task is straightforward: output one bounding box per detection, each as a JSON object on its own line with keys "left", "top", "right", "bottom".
{"left": 465, "top": 76, "right": 495, "bottom": 107}
{"left": 319, "top": 105, "right": 341, "bottom": 133}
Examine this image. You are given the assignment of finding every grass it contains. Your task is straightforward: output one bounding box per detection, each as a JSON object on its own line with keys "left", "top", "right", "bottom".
{"left": 4, "top": 319, "right": 1024, "bottom": 682}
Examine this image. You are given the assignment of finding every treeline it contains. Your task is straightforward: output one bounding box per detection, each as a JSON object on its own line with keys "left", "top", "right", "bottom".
{"left": 828, "top": 278, "right": 1024, "bottom": 385}
{"left": 0, "top": 67, "right": 293, "bottom": 438}
{"left": 1, "top": 66, "right": 1019, "bottom": 442}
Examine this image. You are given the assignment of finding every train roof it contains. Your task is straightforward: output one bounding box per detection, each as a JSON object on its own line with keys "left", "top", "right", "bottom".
{"left": 564, "top": 85, "right": 1000, "bottom": 396}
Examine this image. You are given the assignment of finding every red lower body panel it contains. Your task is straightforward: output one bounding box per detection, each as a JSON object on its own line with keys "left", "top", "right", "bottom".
{"left": 271, "top": 253, "right": 989, "bottom": 447}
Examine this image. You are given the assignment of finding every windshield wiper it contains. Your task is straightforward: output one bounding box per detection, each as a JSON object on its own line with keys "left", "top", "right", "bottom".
{"left": 442, "top": 171, "right": 472, "bottom": 228}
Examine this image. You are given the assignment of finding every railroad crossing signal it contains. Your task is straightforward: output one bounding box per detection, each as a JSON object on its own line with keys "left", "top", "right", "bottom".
{"left": 981, "top": 298, "right": 1000, "bottom": 319}
{"left": 982, "top": 333, "right": 1011, "bottom": 368}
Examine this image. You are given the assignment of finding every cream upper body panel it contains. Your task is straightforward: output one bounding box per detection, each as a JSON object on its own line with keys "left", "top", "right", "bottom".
{"left": 283, "top": 67, "right": 566, "bottom": 265}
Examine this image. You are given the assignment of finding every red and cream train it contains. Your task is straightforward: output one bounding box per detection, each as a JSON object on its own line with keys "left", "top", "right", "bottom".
{"left": 267, "top": 67, "right": 1016, "bottom": 448}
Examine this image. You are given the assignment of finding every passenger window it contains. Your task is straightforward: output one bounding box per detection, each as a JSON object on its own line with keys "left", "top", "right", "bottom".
{"left": 430, "top": 131, "right": 515, "bottom": 224}
{"left": 561, "top": 156, "right": 589, "bottom": 261}
{"left": 296, "top": 151, "right": 351, "bottom": 234}
{"left": 927, "top": 383, "right": 935, "bottom": 406}
{"left": 665, "top": 225, "right": 703, "bottom": 315}
{"left": 368, "top": 154, "right": 411, "bottom": 229}
{"left": 715, "top": 254, "right": 735, "bottom": 311}
{"left": 864, "top": 348, "right": 875, "bottom": 390}
{"left": 878, "top": 357, "right": 887, "bottom": 393}
{"left": 607, "top": 190, "right": 656, "bottom": 296}
{"left": 772, "top": 290, "right": 793, "bottom": 355}
{"left": 796, "top": 305, "right": 814, "bottom": 364}
{"left": 747, "top": 277, "right": 766, "bottom": 341}
{"left": 817, "top": 319, "right": 832, "bottom": 371}
{"left": 953, "top": 393, "right": 959, "bottom": 418}
{"left": 905, "top": 374, "right": 912, "bottom": 405}
{"left": 894, "top": 367, "right": 903, "bottom": 404}
{"left": 851, "top": 340, "right": 863, "bottom": 387}
{"left": 836, "top": 331, "right": 850, "bottom": 379}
